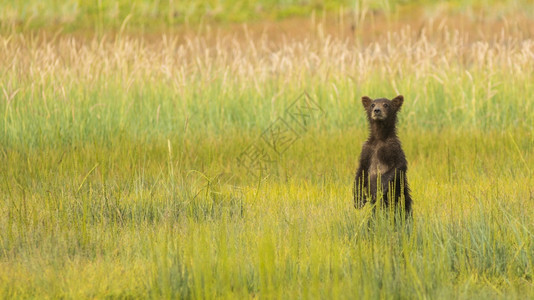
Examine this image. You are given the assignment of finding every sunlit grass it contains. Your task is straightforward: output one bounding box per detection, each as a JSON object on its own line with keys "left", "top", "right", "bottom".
{"left": 0, "top": 11, "right": 533, "bottom": 298}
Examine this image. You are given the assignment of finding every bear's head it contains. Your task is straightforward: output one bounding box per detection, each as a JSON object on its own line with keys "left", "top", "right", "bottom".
{"left": 361, "top": 95, "right": 404, "bottom": 122}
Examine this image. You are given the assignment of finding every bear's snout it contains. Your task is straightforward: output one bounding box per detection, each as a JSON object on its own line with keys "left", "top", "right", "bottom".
{"left": 371, "top": 106, "right": 386, "bottom": 120}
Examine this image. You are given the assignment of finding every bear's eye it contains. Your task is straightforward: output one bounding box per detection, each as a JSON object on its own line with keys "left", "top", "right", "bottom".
{"left": 371, "top": 104, "right": 375, "bottom": 108}
{"left": 384, "top": 104, "right": 389, "bottom": 108}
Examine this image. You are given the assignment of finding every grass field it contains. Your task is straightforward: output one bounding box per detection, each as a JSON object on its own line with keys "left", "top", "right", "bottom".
{"left": 1, "top": 1, "right": 534, "bottom": 298}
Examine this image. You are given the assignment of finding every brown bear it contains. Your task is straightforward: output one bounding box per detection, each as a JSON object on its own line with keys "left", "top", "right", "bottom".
{"left": 353, "top": 95, "right": 412, "bottom": 215}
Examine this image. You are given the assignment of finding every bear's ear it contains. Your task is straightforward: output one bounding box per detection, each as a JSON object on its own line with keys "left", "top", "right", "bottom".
{"left": 362, "top": 96, "right": 372, "bottom": 109}
{"left": 392, "top": 95, "right": 404, "bottom": 110}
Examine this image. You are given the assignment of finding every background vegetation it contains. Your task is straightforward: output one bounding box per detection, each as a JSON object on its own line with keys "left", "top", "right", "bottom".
{"left": 0, "top": 0, "right": 533, "bottom": 298}
{"left": 2, "top": 0, "right": 534, "bottom": 31}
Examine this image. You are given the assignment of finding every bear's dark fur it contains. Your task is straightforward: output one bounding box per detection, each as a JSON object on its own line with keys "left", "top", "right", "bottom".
{"left": 353, "top": 95, "right": 412, "bottom": 215}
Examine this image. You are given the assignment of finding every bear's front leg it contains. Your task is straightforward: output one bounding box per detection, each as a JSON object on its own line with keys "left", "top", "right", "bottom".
{"left": 353, "top": 168, "right": 369, "bottom": 208}
{"left": 354, "top": 146, "right": 371, "bottom": 209}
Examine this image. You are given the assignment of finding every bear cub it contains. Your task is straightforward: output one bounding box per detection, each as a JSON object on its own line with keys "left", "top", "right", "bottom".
{"left": 353, "top": 95, "right": 412, "bottom": 215}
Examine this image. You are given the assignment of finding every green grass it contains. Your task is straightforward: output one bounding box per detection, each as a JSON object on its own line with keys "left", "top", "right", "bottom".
{"left": 1, "top": 129, "right": 533, "bottom": 298}
{"left": 0, "top": 0, "right": 350, "bottom": 32}
{"left": 1, "top": 0, "right": 533, "bottom": 32}
{"left": 1, "top": 10, "right": 534, "bottom": 299}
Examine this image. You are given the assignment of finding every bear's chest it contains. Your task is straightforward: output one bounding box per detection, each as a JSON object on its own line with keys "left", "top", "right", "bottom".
{"left": 368, "top": 145, "right": 390, "bottom": 177}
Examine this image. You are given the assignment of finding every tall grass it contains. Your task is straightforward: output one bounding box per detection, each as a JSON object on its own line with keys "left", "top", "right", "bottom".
{"left": 0, "top": 13, "right": 533, "bottom": 298}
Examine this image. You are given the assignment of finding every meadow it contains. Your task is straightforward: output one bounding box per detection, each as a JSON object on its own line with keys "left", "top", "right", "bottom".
{"left": 1, "top": 1, "right": 534, "bottom": 298}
